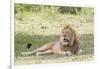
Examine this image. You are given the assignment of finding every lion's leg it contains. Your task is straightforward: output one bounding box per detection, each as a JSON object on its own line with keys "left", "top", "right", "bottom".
{"left": 36, "top": 50, "right": 53, "bottom": 56}
{"left": 65, "top": 51, "right": 72, "bottom": 56}
{"left": 55, "top": 51, "right": 72, "bottom": 56}
{"left": 34, "top": 44, "right": 52, "bottom": 53}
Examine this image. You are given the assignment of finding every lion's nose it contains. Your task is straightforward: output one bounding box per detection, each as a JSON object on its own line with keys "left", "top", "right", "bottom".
{"left": 63, "top": 35, "right": 66, "bottom": 37}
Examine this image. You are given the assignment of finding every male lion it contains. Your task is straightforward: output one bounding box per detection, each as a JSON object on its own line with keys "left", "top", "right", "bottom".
{"left": 21, "top": 25, "right": 83, "bottom": 56}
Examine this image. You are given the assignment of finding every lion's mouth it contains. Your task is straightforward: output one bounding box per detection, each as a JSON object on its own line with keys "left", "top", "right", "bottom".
{"left": 63, "top": 38, "right": 70, "bottom": 46}
{"left": 63, "top": 38, "right": 70, "bottom": 42}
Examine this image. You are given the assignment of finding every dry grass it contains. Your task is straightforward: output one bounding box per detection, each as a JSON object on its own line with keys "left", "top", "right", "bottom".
{"left": 15, "top": 54, "right": 94, "bottom": 65}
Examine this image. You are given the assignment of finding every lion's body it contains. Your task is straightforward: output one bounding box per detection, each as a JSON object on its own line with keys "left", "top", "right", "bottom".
{"left": 21, "top": 25, "right": 83, "bottom": 56}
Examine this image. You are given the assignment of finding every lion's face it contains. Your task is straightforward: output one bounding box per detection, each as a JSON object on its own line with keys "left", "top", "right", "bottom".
{"left": 59, "top": 26, "right": 74, "bottom": 46}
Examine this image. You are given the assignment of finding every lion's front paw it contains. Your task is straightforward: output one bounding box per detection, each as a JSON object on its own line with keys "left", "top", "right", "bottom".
{"left": 66, "top": 51, "right": 72, "bottom": 56}
{"left": 77, "top": 49, "right": 84, "bottom": 55}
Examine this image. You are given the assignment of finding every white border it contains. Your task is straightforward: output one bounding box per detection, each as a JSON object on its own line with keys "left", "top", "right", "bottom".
{"left": 11, "top": 0, "right": 14, "bottom": 68}
{"left": 14, "top": 0, "right": 95, "bottom": 7}
{"left": 0, "top": 0, "right": 10, "bottom": 69}
{"left": 11, "top": 0, "right": 96, "bottom": 69}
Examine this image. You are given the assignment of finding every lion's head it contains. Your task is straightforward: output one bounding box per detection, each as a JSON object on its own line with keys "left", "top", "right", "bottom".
{"left": 59, "top": 25, "right": 79, "bottom": 47}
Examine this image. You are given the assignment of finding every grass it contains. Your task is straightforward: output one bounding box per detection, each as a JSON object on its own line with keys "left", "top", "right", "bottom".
{"left": 15, "top": 55, "right": 94, "bottom": 65}
{"left": 14, "top": 8, "right": 94, "bottom": 65}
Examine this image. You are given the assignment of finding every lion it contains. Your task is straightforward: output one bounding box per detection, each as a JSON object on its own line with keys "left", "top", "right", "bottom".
{"left": 21, "top": 25, "right": 83, "bottom": 56}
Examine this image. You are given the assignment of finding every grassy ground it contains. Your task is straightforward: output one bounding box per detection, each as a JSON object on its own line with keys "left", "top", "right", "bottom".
{"left": 14, "top": 12, "right": 94, "bottom": 65}
{"left": 15, "top": 55, "right": 94, "bottom": 65}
